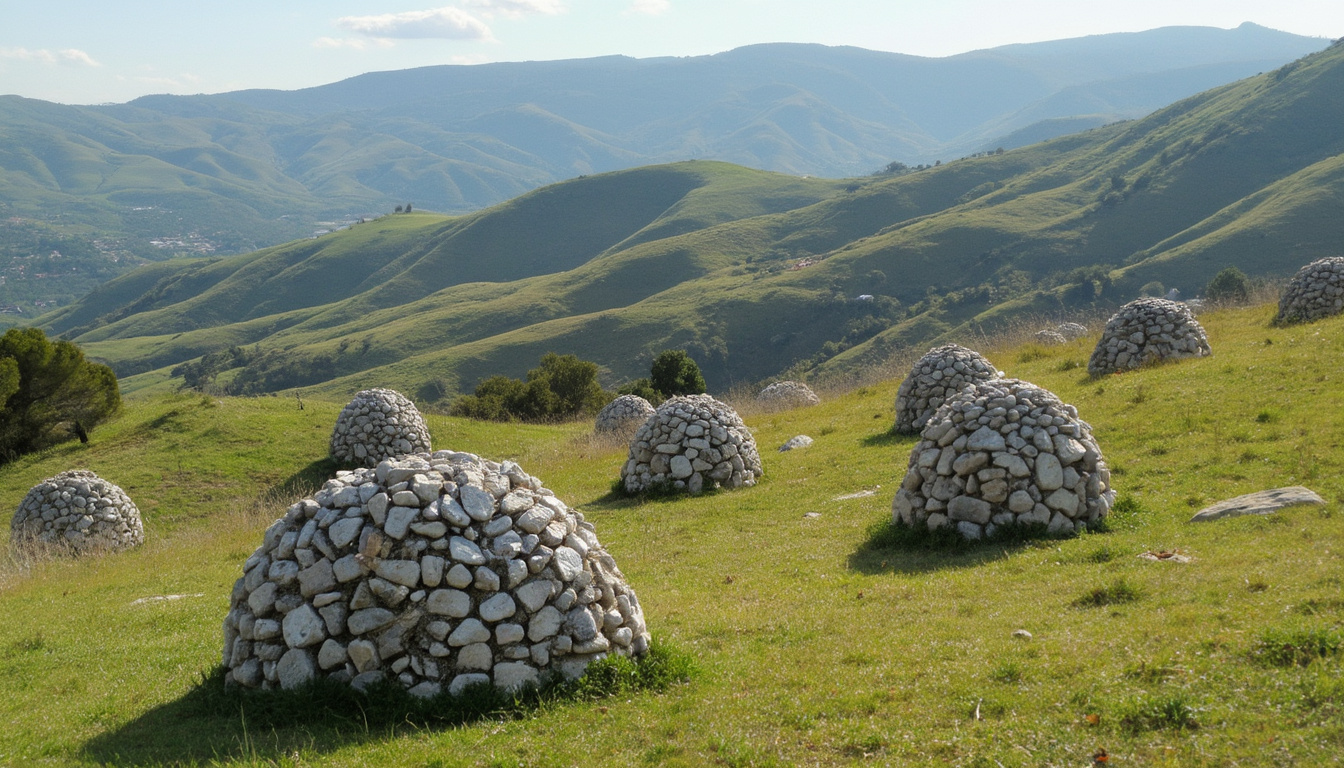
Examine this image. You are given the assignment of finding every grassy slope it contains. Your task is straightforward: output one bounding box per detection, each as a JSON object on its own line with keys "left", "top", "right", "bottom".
{"left": 37, "top": 44, "right": 1344, "bottom": 403}
{"left": 1, "top": 301, "right": 1342, "bottom": 766}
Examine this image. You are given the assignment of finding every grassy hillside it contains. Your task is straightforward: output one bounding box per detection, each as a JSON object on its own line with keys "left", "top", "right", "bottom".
{"left": 0, "top": 28, "right": 1325, "bottom": 315}
{"left": 1, "top": 300, "right": 1341, "bottom": 765}
{"left": 40, "top": 41, "right": 1344, "bottom": 405}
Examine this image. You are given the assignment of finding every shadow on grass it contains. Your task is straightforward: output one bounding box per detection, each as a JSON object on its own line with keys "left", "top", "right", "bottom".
{"left": 848, "top": 518, "right": 1073, "bottom": 575}
{"left": 271, "top": 457, "right": 341, "bottom": 501}
{"left": 859, "top": 430, "right": 914, "bottom": 449}
{"left": 82, "top": 639, "right": 694, "bottom": 765}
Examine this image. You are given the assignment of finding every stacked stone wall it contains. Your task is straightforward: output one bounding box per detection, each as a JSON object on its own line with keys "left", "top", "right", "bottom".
{"left": 222, "top": 452, "right": 650, "bottom": 694}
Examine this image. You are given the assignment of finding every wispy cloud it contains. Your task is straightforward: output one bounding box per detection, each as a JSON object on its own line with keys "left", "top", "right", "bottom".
{"left": 462, "top": 0, "right": 565, "bottom": 18}
{"left": 627, "top": 0, "right": 670, "bottom": 15}
{"left": 334, "top": 7, "right": 496, "bottom": 41}
{"left": 0, "top": 47, "right": 101, "bottom": 66}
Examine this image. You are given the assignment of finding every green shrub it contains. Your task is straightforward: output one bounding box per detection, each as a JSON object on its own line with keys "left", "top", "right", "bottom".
{"left": 650, "top": 349, "right": 707, "bottom": 398}
{"left": 449, "top": 352, "right": 606, "bottom": 422}
{"left": 0, "top": 327, "right": 121, "bottom": 462}
{"left": 1206, "top": 266, "right": 1250, "bottom": 303}
{"left": 616, "top": 377, "right": 663, "bottom": 406}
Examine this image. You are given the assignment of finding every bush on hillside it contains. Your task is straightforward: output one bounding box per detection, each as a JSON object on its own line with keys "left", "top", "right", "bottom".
{"left": 616, "top": 377, "right": 664, "bottom": 406}
{"left": 1206, "top": 266, "right": 1251, "bottom": 303}
{"left": 0, "top": 327, "right": 120, "bottom": 462}
{"left": 650, "top": 350, "right": 707, "bottom": 398}
{"left": 449, "top": 352, "right": 607, "bottom": 422}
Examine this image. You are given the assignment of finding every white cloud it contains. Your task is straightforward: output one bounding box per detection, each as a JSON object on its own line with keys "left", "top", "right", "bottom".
{"left": 627, "top": 0, "right": 670, "bottom": 15}
{"left": 463, "top": 0, "right": 565, "bottom": 18}
{"left": 0, "top": 47, "right": 101, "bottom": 66}
{"left": 335, "top": 7, "right": 496, "bottom": 41}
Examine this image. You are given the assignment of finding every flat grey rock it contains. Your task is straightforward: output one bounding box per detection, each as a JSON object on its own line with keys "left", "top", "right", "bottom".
{"left": 1189, "top": 486, "right": 1326, "bottom": 522}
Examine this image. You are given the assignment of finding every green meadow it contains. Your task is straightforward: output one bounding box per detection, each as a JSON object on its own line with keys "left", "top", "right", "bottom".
{"left": 1, "top": 299, "right": 1341, "bottom": 766}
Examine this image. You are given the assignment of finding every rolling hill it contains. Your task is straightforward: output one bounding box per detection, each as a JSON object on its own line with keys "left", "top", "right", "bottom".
{"left": 37, "top": 39, "right": 1344, "bottom": 401}
{"left": 0, "top": 25, "right": 1325, "bottom": 290}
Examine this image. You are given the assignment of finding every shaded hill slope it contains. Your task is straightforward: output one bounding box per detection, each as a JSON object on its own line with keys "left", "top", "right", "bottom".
{"left": 0, "top": 27, "right": 1325, "bottom": 281}
{"left": 42, "top": 41, "right": 1344, "bottom": 399}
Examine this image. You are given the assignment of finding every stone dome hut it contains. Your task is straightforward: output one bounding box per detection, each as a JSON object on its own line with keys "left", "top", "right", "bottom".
{"left": 1087, "top": 298, "right": 1211, "bottom": 377}
{"left": 330, "top": 388, "right": 432, "bottom": 467}
{"left": 756, "top": 381, "right": 820, "bottom": 410}
{"left": 893, "top": 344, "right": 1002, "bottom": 435}
{"left": 11, "top": 470, "right": 143, "bottom": 553}
{"left": 1275, "top": 256, "right": 1344, "bottom": 324}
{"left": 1034, "top": 329, "right": 1067, "bottom": 346}
{"left": 1056, "top": 322, "right": 1089, "bottom": 340}
{"left": 594, "top": 395, "right": 656, "bottom": 435}
{"left": 620, "top": 394, "right": 763, "bottom": 495}
{"left": 893, "top": 378, "right": 1114, "bottom": 540}
{"left": 221, "top": 451, "right": 650, "bottom": 694}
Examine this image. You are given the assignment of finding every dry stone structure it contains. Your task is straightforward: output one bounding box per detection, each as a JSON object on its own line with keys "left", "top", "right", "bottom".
{"left": 893, "top": 344, "right": 1002, "bottom": 434}
{"left": 756, "top": 381, "right": 820, "bottom": 409}
{"left": 221, "top": 451, "right": 650, "bottom": 694}
{"left": 1034, "top": 329, "right": 1067, "bottom": 346}
{"left": 620, "top": 394, "right": 763, "bottom": 495}
{"left": 1276, "top": 257, "right": 1344, "bottom": 324}
{"left": 330, "top": 389, "right": 432, "bottom": 467}
{"left": 893, "top": 378, "right": 1115, "bottom": 539}
{"left": 594, "top": 395, "right": 656, "bottom": 435}
{"left": 11, "top": 470, "right": 143, "bottom": 553}
{"left": 1087, "top": 298, "right": 1211, "bottom": 377}
{"left": 1056, "top": 322, "right": 1089, "bottom": 340}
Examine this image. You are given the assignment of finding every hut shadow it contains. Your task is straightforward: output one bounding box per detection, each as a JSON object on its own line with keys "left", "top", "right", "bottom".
{"left": 270, "top": 458, "right": 342, "bottom": 501}
{"left": 81, "top": 670, "right": 532, "bottom": 765}
{"left": 79, "top": 678, "right": 371, "bottom": 765}
{"left": 847, "top": 519, "right": 1052, "bottom": 575}
{"left": 859, "top": 430, "right": 914, "bottom": 449}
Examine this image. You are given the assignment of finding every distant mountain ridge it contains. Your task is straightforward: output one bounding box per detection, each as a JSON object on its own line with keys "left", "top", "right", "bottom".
{"left": 42, "top": 39, "right": 1344, "bottom": 402}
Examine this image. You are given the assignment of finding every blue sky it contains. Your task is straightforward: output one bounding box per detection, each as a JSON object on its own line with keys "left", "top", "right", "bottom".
{"left": 2, "top": 0, "right": 1341, "bottom": 104}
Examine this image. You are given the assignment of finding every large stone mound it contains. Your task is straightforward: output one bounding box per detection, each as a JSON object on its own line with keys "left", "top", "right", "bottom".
{"left": 893, "top": 344, "right": 1002, "bottom": 434}
{"left": 594, "top": 395, "right": 656, "bottom": 435}
{"left": 11, "top": 470, "right": 143, "bottom": 553}
{"left": 893, "top": 378, "right": 1115, "bottom": 539}
{"left": 330, "top": 389, "right": 432, "bottom": 467}
{"left": 1087, "top": 298, "right": 1211, "bottom": 377}
{"left": 756, "top": 381, "right": 820, "bottom": 409}
{"left": 222, "top": 452, "right": 650, "bottom": 694}
{"left": 1276, "top": 257, "right": 1344, "bottom": 324}
{"left": 621, "top": 394, "right": 763, "bottom": 495}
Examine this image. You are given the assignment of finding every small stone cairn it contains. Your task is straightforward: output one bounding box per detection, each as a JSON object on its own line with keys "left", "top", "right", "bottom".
{"left": 11, "top": 470, "right": 143, "bottom": 553}
{"left": 221, "top": 451, "right": 650, "bottom": 694}
{"left": 893, "top": 378, "right": 1115, "bottom": 539}
{"left": 1275, "top": 256, "right": 1344, "bottom": 324}
{"left": 620, "top": 394, "right": 763, "bottom": 495}
{"left": 594, "top": 395, "right": 656, "bottom": 435}
{"left": 1056, "top": 322, "right": 1089, "bottom": 340}
{"left": 1034, "top": 322, "right": 1089, "bottom": 345}
{"left": 330, "top": 389, "right": 432, "bottom": 467}
{"left": 893, "top": 344, "right": 1002, "bottom": 435}
{"left": 756, "top": 381, "right": 820, "bottom": 410}
{"left": 1087, "top": 298, "right": 1211, "bottom": 377}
